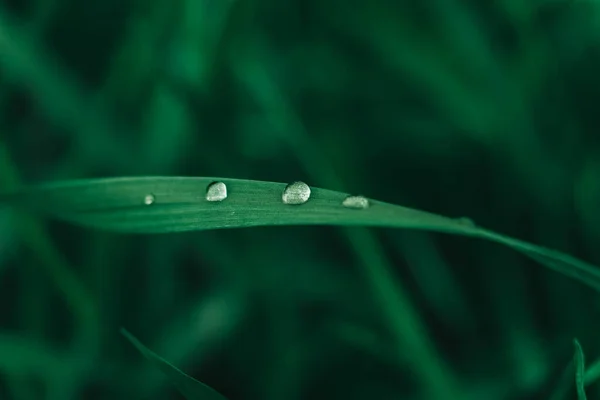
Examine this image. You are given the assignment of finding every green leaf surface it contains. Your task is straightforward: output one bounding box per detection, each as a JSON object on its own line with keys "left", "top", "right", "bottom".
{"left": 121, "top": 328, "right": 229, "bottom": 400}
{"left": 3, "top": 176, "right": 600, "bottom": 293}
{"left": 574, "top": 339, "right": 587, "bottom": 400}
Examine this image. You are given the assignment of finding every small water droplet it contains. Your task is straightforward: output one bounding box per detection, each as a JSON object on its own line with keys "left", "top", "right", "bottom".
{"left": 144, "top": 194, "right": 155, "bottom": 205}
{"left": 457, "top": 217, "right": 475, "bottom": 227}
{"left": 342, "top": 195, "right": 370, "bottom": 209}
{"left": 282, "top": 181, "right": 311, "bottom": 205}
{"left": 206, "top": 181, "right": 228, "bottom": 202}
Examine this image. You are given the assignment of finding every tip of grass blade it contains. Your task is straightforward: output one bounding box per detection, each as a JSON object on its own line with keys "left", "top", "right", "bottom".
{"left": 120, "top": 328, "right": 229, "bottom": 400}
{"left": 574, "top": 339, "right": 587, "bottom": 400}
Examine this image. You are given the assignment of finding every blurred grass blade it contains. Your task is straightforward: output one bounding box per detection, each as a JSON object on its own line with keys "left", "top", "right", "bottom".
{"left": 574, "top": 339, "right": 587, "bottom": 400}
{"left": 120, "top": 328, "right": 229, "bottom": 400}
{"left": 3, "top": 176, "right": 600, "bottom": 293}
{"left": 584, "top": 356, "right": 600, "bottom": 386}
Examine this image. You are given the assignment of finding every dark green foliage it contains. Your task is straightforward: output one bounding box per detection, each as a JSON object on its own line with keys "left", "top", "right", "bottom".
{"left": 121, "top": 329, "right": 229, "bottom": 400}
{"left": 1, "top": 0, "right": 600, "bottom": 399}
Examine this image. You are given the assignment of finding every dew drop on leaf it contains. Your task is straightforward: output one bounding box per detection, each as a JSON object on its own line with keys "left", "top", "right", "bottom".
{"left": 282, "top": 181, "right": 311, "bottom": 205}
{"left": 342, "top": 195, "right": 370, "bottom": 209}
{"left": 206, "top": 181, "right": 228, "bottom": 202}
{"left": 144, "top": 194, "right": 155, "bottom": 205}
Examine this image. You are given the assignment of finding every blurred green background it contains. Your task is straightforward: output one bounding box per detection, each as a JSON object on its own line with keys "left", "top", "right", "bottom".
{"left": 1, "top": 0, "right": 600, "bottom": 399}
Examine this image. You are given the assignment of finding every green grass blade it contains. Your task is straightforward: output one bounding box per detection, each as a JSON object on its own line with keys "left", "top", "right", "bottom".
{"left": 0, "top": 177, "right": 465, "bottom": 234}
{"left": 3, "top": 176, "right": 600, "bottom": 293}
{"left": 574, "top": 339, "right": 587, "bottom": 400}
{"left": 584, "top": 356, "right": 600, "bottom": 386}
{"left": 120, "top": 328, "right": 229, "bottom": 400}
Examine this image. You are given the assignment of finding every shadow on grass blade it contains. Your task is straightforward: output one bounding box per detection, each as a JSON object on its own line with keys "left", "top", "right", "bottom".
{"left": 3, "top": 176, "right": 600, "bottom": 293}
{"left": 121, "top": 328, "right": 229, "bottom": 400}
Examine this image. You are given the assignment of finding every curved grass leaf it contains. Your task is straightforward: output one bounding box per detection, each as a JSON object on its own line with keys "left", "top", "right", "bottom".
{"left": 574, "top": 339, "right": 588, "bottom": 400}
{"left": 3, "top": 176, "right": 600, "bottom": 293}
{"left": 121, "top": 328, "right": 229, "bottom": 400}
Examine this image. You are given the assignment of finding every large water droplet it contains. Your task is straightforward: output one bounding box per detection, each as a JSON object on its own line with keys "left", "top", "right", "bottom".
{"left": 282, "top": 181, "right": 311, "bottom": 205}
{"left": 144, "top": 194, "right": 155, "bottom": 205}
{"left": 342, "top": 195, "right": 370, "bottom": 209}
{"left": 206, "top": 181, "right": 228, "bottom": 202}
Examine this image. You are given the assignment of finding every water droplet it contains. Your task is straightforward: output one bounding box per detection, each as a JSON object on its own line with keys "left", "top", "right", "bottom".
{"left": 282, "top": 181, "right": 311, "bottom": 205}
{"left": 342, "top": 195, "right": 370, "bottom": 209}
{"left": 457, "top": 217, "right": 475, "bottom": 227}
{"left": 206, "top": 181, "right": 228, "bottom": 202}
{"left": 143, "top": 194, "right": 155, "bottom": 205}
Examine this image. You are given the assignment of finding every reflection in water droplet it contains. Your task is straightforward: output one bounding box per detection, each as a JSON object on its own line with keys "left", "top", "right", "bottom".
{"left": 144, "top": 194, "right": 155, "bottom": 205}
{"left": 342, "top": 195, "right": 370, "bottom": 209}
{"left": 206, "top": 181, "right": 228, "bottom": 202}
{"left": 282, "top": 181, "right": 311, "bottom": 205}
{"left": 457, "top": 217, "right": 475, "bottom": 227}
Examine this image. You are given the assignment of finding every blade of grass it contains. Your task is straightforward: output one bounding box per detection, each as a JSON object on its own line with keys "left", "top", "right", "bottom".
{"left": 120, "top": 329, "right": 229, "bottom": 400}
{"left": 0, "top": 177, "right": 482, "bottom": 234}
{"left": 3, "top": 176, "right": 600, "bottom": 292}
{"left": 574, "top": 339, "right": 587, "bottom": 400}
{"left": 584, "top": 356, "right": 600, "bottom": 386}
{"left": 343, "top": 226, "right": 461, "bottom": 400}
{"left": 135, "top": 291, "right": 245, "bottom": 399}
{"left": 549, "top": 340, "right": 600, "bottom": 400}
